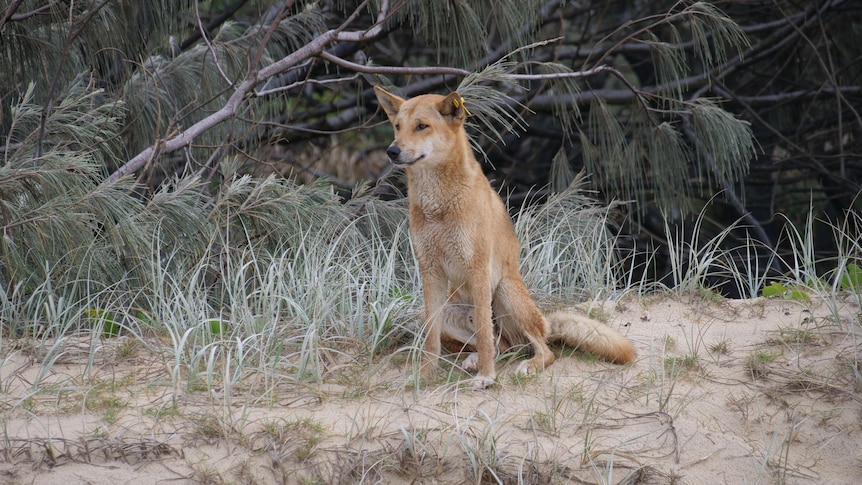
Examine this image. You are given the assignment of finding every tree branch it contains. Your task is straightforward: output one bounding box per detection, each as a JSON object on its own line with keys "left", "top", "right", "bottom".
{"left": 318, "top": 49, "right": 624, "bottom": 84}
{"left": 108, "top": 0, "right": 382, "bottom": 182}
{"left": 0, "top": 0, "right": 25, "bottom": 32}
{"left": 317, "top": 51, "right": 472, "bottom": 77}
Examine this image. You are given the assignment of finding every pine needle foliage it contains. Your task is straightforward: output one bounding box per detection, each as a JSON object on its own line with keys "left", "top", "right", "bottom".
{"left": 569, "top": 1, "right": 754, "bottom": 214}
{"left": 1, "top": 1, "right": 326, "bottom": 182}
{"left": 120, "top": 9, "right": 327, "bottom": 176}
{"left": 402, "top": 0, "right": 544, "bottom": 67}
{"left": 645, "top": 30, "right": 689, "bottom": 107}
{"left": 683, "top": 2, "right": 750, "bottom": 71}
{"left": 387, "top": 1, "right": 755, "bottom": 215}
{"left": 1, "top": 82, "right": 138, "bottom": 298}
{"left": 647, "top": 122, "right": 693, "bottom": 212}
{"left": 531, "top": 61, "right": 583, "bottom": 141}
{"left": 456, "top": 63, "right": 528, "bottom": 161}
{"left": 689, "top": 99, "right": 755, "bottom": 189}
{"left": 0, "top": 1, "right": 191, "bottom": 103}
{"left": 1, "top": 83, "right": 344, "bottom": 312}
{"left": 3, "top": 0, "right": 757, "bottom": 215}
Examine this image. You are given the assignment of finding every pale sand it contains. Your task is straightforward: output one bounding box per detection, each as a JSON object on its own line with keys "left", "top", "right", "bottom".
{"left": 2, "top": 296, "right": 860, "bottom": 484}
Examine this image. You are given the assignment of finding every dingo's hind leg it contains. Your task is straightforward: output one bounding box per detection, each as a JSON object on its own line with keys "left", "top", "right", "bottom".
{"left": 493, "top": 279, "right": 555, "bottom": 375}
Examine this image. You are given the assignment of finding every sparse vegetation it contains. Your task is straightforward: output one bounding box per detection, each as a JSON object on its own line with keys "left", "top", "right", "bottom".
{"left": 745, "top": 350, "right": 783, "bottom": 379}
{"left": 663, "top": 354, "right": 701, "bottom": 377}
{"left": 708, "top": 339, "right": 730, "bottom": 355}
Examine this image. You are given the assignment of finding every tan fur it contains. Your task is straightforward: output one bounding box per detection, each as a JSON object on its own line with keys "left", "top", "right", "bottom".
{"left": 374, "top": 87, "right": 636, "bottom": 389}
{"left": 545, "top": 311, "right": 637, "bottom": 364}
{"left": 437, "top": 305, "right": 637, "bottom": 365}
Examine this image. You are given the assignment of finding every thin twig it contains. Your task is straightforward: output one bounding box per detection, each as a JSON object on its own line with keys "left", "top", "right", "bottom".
{"left": 193, "top": 0, "right": 234, "bottom": 85}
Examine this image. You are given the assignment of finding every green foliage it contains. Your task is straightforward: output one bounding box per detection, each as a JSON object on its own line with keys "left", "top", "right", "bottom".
{"left": 762, "top": 282, "right": 809, "bottom": 302}
{"left": 1, "top": 84, "right": 143, "bottom": 299}
{"left": 457, "top": 63, "right": 528, "bottom": 160}
{"left": 87, "top": 308, "right": 120, "bottom": 338}
{"left": 1, "top": 83, "right": 351, "bottom": 322}
{"left": 761, "top": 282, "right": 786, "bottom": 298}
{"left": 208, "top": 319, "right": 226, "bottom": 337}
{"left": 0, "top": 1, "right": 325, "bottom": 183}
{"left": 647, "top": 122, "right": 692, "bottom": 211}
{"left": 840, "top": 263, "right": 862, "bottom": 292}
{"left": 570, "top": 1, "right": 755, "bottom": 214}
{"left": 689, "top": 99, "right": 755, "bottom": 187}
{"left": 2, "top": 1, "right": 851, "bottom": 352}
{"left": 120, "top": 9, "right": 327, "bottom": 168}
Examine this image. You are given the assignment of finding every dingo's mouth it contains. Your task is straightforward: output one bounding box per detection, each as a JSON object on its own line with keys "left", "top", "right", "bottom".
{"left": 392, "top": 154, "right": 424, "bottom": 166}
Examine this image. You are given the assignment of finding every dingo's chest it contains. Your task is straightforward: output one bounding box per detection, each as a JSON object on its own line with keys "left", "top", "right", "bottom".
{"left": 411, "top": 217, "right": 475, "bottom": 267}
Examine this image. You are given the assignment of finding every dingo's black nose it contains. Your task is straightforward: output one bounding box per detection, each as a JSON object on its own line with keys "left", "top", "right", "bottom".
{"left": 386, "top": 146, "right": 401, "bottom": 161}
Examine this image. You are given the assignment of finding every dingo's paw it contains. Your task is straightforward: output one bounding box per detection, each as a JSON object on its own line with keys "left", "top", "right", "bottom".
{"left": 470, "top": 374, "right": 496, "bottom": 390}
{"left": 515, "top": 360, "right": 538, "bottom": 376}
{"left": 462, "top": 352, "right": 479, "bottom": 372}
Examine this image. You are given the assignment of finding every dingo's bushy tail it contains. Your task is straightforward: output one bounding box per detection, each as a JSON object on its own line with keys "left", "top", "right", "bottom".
{"left": 546, "top": 311, "right": 637, "bottom": 364}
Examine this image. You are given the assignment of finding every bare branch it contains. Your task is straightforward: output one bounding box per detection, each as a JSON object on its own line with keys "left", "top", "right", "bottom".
{"left": 109, "top": 0, "right": 381, "bottom": 182}
{"left": 0, "top": 0, "right": 26, "bottom": 32}
{"left": 317, "top": 50, "right": 628, "bottom": 84}
{"left": 317, "top": 51, "right": 471, "bottom": 77}
{"left": 254, "top": 72, "right": 363, "bottom": 98}
{"left": 336, "top": 0, "right": 390, "bottom": 42}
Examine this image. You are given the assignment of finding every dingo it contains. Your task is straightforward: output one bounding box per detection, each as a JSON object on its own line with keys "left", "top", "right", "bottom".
{"left": 375, "top": 87, "right": 636, "bottom": 389}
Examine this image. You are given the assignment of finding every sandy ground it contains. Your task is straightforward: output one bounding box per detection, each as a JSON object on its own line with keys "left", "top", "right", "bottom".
{"left": 1, "top": 295, "right": 860, "bottom": 484}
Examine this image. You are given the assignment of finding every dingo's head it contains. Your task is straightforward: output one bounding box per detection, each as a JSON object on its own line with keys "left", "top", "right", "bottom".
{"left": 374, "top": 86, "right": 467, "bottom": 167}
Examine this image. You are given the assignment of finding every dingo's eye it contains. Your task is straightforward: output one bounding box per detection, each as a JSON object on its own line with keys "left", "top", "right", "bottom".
{"left": 394, "top": 124, "right": 401, "bottom": 131}
{"left": 416, "top": 123, "right": 428, "bottom": 131}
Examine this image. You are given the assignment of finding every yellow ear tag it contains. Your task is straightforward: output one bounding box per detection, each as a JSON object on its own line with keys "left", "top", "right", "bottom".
{"left": 453, "top": 96, "right": 472, "bottom": 116}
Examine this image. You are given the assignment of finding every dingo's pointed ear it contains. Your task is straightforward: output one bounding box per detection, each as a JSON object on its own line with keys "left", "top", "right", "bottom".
{"left": 438, "top": 92, "right": 466, "bottom": 124}
{"left": 374, "top": 86, "right": 404, "bottom": 122}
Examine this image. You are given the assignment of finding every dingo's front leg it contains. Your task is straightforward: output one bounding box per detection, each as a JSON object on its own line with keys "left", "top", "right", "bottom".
{"left": 419, "top": 273, "right": 448, "bottom": 378}
{"left": 471, "top": 275, "right": 497, "bottom": 389}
